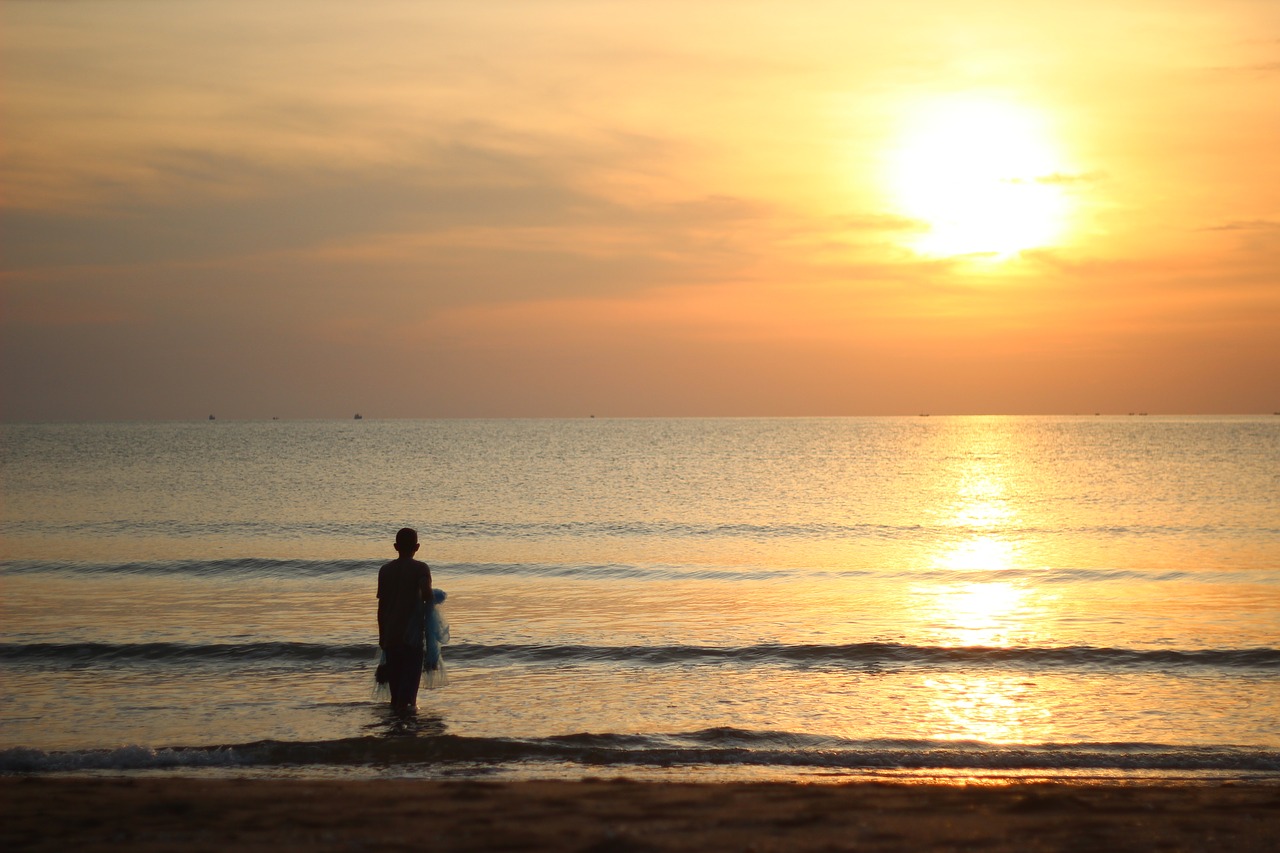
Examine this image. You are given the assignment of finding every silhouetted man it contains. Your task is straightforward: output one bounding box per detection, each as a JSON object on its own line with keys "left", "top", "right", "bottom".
{"left": 377, "top": 527, "right": 432, "bottom": 712}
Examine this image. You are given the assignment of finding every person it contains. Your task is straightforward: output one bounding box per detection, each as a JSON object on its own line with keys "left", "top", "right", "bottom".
{"left": 377, "top": 527, "right": 433, "bottom": 712}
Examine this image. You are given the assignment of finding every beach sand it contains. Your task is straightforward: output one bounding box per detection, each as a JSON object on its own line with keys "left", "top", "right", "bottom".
{"left": 3, "top": 777, "right": 1278, "bottom": 852}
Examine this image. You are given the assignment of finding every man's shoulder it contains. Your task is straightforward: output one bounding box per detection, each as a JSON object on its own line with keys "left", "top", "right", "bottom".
{"left": 379, "top": 557, "right": 429, "bottom": 575}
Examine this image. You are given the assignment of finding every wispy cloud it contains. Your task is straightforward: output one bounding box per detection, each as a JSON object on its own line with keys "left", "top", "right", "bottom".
{"left": 1201, "top": 219, "right": 1280, "bottom": 232}
{"left": 1034, "top": 172, "right": 1106, "bottom": 186}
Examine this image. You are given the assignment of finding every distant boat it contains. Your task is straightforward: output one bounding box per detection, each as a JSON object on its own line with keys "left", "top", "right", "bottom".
{"left": 208, "top": 414, "right": 215, "bottom": 420}
{"left": 354, "top": 413, "right": 363, "bottom": 420}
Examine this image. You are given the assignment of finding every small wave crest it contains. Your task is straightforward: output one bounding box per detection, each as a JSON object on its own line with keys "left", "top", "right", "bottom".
{"left": 5, "top": 640, "right": 1277, "bottom": 673}
{"left": 453, "top": 641, "right": 1280, "bottom": 672}
{"left": 5, "top": 558, "right": 1273, "bottom": 587}
{"left": 5, "top": 732, "right": 1278, "bottom": 775}
{"left": 0, "top": 744, "right": 245, "bottom": 773}
{"left": 0, "top": 558, "right": 372, "bottom": 579}
{"left": 0, "top": 641, "right": 374, "bottom": 667}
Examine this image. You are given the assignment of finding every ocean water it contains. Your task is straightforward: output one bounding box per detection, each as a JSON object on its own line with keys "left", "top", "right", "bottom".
{"left": 1, "top": 416, "right": 1277, "bottom": 782}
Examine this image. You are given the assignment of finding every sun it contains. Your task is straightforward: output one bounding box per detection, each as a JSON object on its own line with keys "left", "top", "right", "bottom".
{"left": 887, "top": 97, "right": 1072, "bottom": 258}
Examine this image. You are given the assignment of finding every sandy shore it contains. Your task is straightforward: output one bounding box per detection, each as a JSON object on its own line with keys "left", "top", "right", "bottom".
{"left": 3, "top": 777, "right": 1277, "bottom": 852}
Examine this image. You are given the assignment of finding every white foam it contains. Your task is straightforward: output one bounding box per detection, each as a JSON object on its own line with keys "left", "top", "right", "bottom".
{"left": 0, "top": 744, "right": 244, "bottom": 773}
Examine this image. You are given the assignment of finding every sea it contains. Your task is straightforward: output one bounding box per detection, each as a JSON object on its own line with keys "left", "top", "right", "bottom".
{"left": 1, "top": 416, "right": 1277, "bottom": 783}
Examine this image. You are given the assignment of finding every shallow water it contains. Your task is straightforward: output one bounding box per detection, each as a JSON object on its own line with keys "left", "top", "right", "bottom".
{"left": 2, "top": 416, "right": 1277, "bottom": 780}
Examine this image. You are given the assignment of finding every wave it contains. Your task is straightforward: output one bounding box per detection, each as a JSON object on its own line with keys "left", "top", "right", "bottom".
{"left": 4, "top": 558, "right": 1275, "bottom": 587}
{"left": 4, "top": 730, "right": 1278, "bottom": 775}
{"left": 5, "top": 640, "right": 1277, "bottom": 672}
{"left": 461, "top": 642, "right": 1280, "bottom": 671}
{"left": 0, "top": 641, "right": 374, "bottom": 666}
{"left": 5, "top": 516, "right": 1275, "bottom": 553}
{"left": 0, "top": 557, "right": 376, "bottom": 579}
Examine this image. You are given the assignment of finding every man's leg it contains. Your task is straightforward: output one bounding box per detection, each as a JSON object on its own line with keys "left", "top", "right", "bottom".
{"left": 386, "top": 645, "right": 424, "bottom": 709}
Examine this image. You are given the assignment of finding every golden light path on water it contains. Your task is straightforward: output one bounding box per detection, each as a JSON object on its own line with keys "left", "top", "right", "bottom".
{"left": 909, "top": 435, "right": 1058, "bottom": 745}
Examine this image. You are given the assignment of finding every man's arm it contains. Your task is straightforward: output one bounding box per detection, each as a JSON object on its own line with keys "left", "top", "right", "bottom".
{"left": 377, "top": 567, "right": 390, "bottom": 648}
{"left": 377, "top": 596, "right": 390, "bottom": 648}
{"left": 419, "top": 563, "right": 433, "bottom": 603}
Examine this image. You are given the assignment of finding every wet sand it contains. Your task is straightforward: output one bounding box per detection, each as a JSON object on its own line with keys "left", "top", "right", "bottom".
{"left": 3, "top": 777, "right": 1277, "bottom": 852}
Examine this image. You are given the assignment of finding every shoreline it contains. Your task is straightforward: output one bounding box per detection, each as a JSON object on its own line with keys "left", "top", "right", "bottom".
{"left": 4, "top": 777, "right": 1278, "bottom": 851}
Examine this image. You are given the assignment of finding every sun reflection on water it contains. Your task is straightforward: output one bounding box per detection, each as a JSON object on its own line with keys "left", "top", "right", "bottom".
{"left": 932, "top": 536, "right": 1019, "bottom": 572}
{"left": 922, "top": 436, "right": 1040, "bottom": 645}
{"left": 945, "top": 473, "right": 1015, "bottom": 529}
{"left": 909, "top": 427, "right": 1064, "bottom": 743}
{"left": 920, "top": 579, "right": 1045, "bottom": 648}
{"left": 922, "top": 673, "right": 1054, "bottom": 744}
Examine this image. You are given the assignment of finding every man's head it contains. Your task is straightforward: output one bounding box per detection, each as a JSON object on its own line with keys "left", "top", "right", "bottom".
{"left": 394, "top": 527, "right": 419, "bottom": 556}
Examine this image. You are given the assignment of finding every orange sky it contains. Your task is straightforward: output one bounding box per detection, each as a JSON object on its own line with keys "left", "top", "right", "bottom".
{"left": 2, "top": 0, "right": 1277, "bottom": 419}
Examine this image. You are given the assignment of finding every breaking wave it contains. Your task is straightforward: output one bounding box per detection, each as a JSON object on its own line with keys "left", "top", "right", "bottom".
{"left": 4, "top": 730, "right": 1278, "bottom": 776}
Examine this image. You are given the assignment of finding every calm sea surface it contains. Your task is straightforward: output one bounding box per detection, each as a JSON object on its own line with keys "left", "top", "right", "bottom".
{"left": 1, "top": 417, "right": 1277, "bottom": 781}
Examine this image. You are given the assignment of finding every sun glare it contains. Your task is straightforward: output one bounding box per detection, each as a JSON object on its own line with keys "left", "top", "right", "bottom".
{"left": 888, "top": 97, "right": 1071, "bottom": 259}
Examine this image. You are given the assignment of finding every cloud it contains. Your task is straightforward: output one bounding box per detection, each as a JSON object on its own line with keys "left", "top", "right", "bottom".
{"left": 1, "top": 168, "right": 604, "bottom": 270}
{"left": 1211, "top": 61, "right": 1280, "bottom": 75}
{"left": 1, "top": 133, "right": 673, "bottom": 270}
{"left": 1034, "top": 171, "right": 1106, "bottom": 186}
{"left": 1201, "top": 219, "right": 1280, "bottom": 232}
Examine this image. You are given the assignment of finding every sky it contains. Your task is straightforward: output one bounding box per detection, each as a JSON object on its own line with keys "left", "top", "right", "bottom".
{"left": 2, "top": 0, "right": 1278, "bottom": 419}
